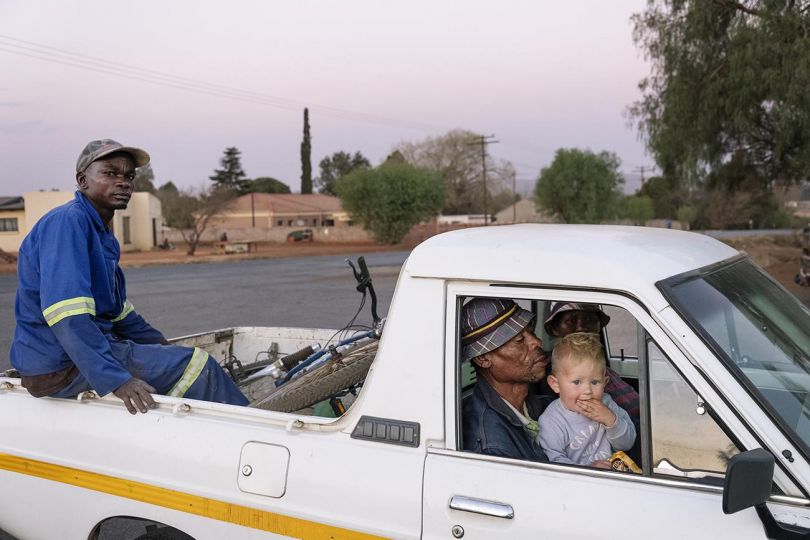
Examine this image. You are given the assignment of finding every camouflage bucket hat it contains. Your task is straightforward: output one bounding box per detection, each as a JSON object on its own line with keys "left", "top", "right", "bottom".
{"left": 76, "top": 139, "right": 150, "bottom": 172}
{"left": 460, "top": 298, "right": 536, "bottom": 361}
{"left": 543, "top": 302, "right": 610, "bottom": 335}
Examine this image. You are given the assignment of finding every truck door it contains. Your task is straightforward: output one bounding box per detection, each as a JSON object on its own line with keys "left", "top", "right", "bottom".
{"left": 421, "top": 288, "right": 810, "bottom": 539}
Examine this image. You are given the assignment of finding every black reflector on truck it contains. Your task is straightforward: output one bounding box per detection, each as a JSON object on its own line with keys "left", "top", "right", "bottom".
{"left": 351, "top": 416, "right": 420, "bottom": 448}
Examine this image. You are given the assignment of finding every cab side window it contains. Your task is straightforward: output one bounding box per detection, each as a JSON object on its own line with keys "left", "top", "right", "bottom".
{"left": 603, "top": 305, "right": 639, "bottom": 359}
{"left": 454, "top": 295, "right": 780, "bottom": 493}
{"left": 647, "top": 340, "right": 740, "bottom": 480}
{"left": 602, "top": 305, "right": 639, "bottom": 384}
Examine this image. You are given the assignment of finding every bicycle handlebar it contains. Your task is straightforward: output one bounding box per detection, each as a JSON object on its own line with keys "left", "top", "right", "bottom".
{"left": 358, "top": 257, "right": 370, "bottom": 283}
{"left": 347, "top": 256, "right": 380, "bottom": 325}
{"left": 280, "top": 345, "right": 315, "bottom": 371}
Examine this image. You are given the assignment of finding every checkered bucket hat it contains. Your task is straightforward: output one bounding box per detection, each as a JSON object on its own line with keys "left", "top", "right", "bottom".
{"left": 460, "top": 298, "right": 536, "bottom": 361}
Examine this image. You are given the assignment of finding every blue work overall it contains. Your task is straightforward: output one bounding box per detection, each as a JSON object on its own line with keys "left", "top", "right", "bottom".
{"left": 11, "top": 192, "right": 248, "bottom": 406}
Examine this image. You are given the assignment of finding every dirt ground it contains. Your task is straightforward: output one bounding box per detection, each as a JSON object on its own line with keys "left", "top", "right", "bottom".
{"left": 3, "top": 235, "right": 809, "bottom": 306}
{"left": 723, "top": 234, "right": 810, "bottom": 305}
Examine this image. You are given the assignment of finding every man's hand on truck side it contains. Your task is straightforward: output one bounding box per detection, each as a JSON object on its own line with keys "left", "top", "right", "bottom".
{"left": 114, "top": 378, "right": 157, "bottom": 414}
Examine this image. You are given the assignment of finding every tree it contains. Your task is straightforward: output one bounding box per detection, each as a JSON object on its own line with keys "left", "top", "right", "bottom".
{"left": 300, "top": 108, "right": 312, "bottom": 194}
{"left": 157, "top": 181, "right": 179, "bottom": 195}
{"left": 676, "top": 205, "right": 697, "bottom": 230}
{"left": 394, "top": 129, "right": 516, "bottom": 215}
{"left": 133, "top": 164, "right": 156, "bottom": 193}
{"left": 534, "top": 149, "right": 624, "bottom": 223}
{"left": 209, "top": 147, "right": 247, "bottom": 191}
{"left": 618, "top": 195, "right": 655, "bottom": 225}
{"left": 315, "top": 151, "right": 371, "bottom": 195}
{"left": 692, "top": 153, "right": 792, "bottom": 229}
{"left": 637, "top": 176, "right": 684, "bottom": 219}
{"left": 336, "top": 162, "right": 444, "bottom": 244}
{"left": 157, "top": 182, "right": 195, "bottom": 229}
{"left": 630, "top": 1, "right": 810, "bottom": 185}
{"left": 241, "top": 177, "right": 291, "bottom": 194}
{"left": 157, "top": 184, "right": 237, "bottom": 255}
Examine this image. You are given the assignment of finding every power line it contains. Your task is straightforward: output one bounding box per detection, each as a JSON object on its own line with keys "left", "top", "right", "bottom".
{"left": 512, "top": 161, "right": 545, "bottom": 172}
{"left": 0, "top": 37, "right": 280, "bottom": 101}
{"left": 0, "top": 34, "right": 576, "bottom": 182}
{"left": 632, "top": 165, "right": 656, "bottom": 185}
{"left": 0, "top": 35, "right": 393, "bottom": 125}
{"left": 497, "top": 137, "right": 558, "bottom": 155}
{"left": 0, "top": 34, "right": 447, "bottom": 132}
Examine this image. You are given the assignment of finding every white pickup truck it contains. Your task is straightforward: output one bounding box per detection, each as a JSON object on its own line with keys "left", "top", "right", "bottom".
{"left": 2, "top": 224, "right": 810, "bottom": 540}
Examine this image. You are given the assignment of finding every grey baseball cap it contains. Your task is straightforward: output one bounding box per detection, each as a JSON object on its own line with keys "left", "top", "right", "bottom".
{"left": 76, "top": 139, "right": 150, "bottom": 172}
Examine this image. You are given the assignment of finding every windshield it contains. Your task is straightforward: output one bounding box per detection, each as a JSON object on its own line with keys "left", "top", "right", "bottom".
{"left": 661, "top": 257, "right": 810, "bottom": 455}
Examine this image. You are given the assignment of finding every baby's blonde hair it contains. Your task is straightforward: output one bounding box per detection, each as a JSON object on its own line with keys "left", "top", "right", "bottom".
{"left": 551, "top": 332, "right": 606, "bottom": 375}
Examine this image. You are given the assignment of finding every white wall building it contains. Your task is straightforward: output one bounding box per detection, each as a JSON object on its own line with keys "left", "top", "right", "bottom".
{"left": 0, "top": 191, "right": 161, "bottom": 253}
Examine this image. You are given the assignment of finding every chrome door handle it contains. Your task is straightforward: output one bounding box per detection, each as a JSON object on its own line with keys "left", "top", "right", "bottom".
{"left": 449, "top": 495, "right": 514, "bottom": 519}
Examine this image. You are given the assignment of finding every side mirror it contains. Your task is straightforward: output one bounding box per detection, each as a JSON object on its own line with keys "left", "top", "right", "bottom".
{"left": 723, "top": 448, "right": 774, "bottom": 514}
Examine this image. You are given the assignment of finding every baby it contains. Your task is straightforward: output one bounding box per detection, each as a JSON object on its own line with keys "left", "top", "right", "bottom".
{"left": 537, "top": 332, "right": 636, "bottom": 469}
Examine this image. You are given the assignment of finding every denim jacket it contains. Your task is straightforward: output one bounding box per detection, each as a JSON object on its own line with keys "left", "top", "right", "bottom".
{"left": 462, "top": 376, "right": 551, "bottom": 462}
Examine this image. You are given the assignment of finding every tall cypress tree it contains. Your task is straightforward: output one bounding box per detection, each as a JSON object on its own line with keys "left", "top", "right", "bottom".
{"left": 300, "top": 108, "right": 313, "bottom": 194}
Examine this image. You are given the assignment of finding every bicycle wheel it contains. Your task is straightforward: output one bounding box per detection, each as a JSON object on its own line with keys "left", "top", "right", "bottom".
{"left": 251, "top": 341, "right": 378, "bottom": 413}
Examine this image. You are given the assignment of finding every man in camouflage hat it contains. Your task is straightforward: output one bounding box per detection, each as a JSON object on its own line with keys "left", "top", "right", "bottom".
{"left": 544, "top": 302, "right": 639, "bottom": 423}
{"left": 10, "top": 139, "right": 248, "bottom": 414}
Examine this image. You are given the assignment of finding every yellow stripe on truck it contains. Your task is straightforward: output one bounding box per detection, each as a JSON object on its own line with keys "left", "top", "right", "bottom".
{"left": 0, "top": 453, "right": 387, "bottom": 540}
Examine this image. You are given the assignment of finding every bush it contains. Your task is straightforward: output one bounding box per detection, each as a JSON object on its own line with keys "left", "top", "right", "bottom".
{"left": 337, "top": 162, "right": 444, "bottom": 244}
{"left": 618, "top": 195, "right": 654, "bottom": 225}
{"left": 534, "top": 148, "right": 623, "bottom": 223}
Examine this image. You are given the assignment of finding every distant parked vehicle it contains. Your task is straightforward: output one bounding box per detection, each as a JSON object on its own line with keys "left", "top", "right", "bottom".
{"left": 286, "top": 229, "right": 313, "bottom": 242}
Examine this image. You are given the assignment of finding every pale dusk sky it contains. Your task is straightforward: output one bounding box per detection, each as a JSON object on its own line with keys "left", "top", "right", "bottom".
{"left": 0, "top": 1, "right": 654, "bottom": 196}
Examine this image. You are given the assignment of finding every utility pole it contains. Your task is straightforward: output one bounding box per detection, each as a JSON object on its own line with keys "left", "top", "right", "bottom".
{"left": 633, "top": 165, "right": 653, "bottom": 186}
{"left": 468, "top": 134, "right": 498, "bottom": 225}
{"left": 512, "top": 171, "right": 518, "bottom": 223}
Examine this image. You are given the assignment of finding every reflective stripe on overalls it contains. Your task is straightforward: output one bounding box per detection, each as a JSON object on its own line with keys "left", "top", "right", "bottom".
{"left": 168, "top": 348, "right": 209, "bottom": 398}
{"left": 42, "top": 297, "right": 96, "bottom": 327}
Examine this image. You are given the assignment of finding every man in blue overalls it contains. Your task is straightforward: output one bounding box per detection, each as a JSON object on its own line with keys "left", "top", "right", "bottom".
{"left": 11, "top": 139, "right": 248, "bottom": 414}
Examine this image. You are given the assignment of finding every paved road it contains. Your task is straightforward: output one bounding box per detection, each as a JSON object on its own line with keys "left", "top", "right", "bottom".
{"left": 698, "top": 228, "right": 796, "bottom": 238}
{"left": 0, "top": 250, "right": 410, "bottom": 373}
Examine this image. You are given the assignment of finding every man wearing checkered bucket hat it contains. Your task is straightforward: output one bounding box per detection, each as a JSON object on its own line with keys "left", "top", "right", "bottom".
{"left": 461, "top": 298, "right": 552, "bottom": 462}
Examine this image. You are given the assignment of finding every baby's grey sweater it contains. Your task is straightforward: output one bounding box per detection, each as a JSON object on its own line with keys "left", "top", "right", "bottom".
{"left": 537, "top": 394, "right": 635, "bottom": 465}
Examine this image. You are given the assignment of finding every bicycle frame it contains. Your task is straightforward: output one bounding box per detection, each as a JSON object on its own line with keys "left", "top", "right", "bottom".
{"left": 276, "top": 329, "right": 378, "bottom": 387}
